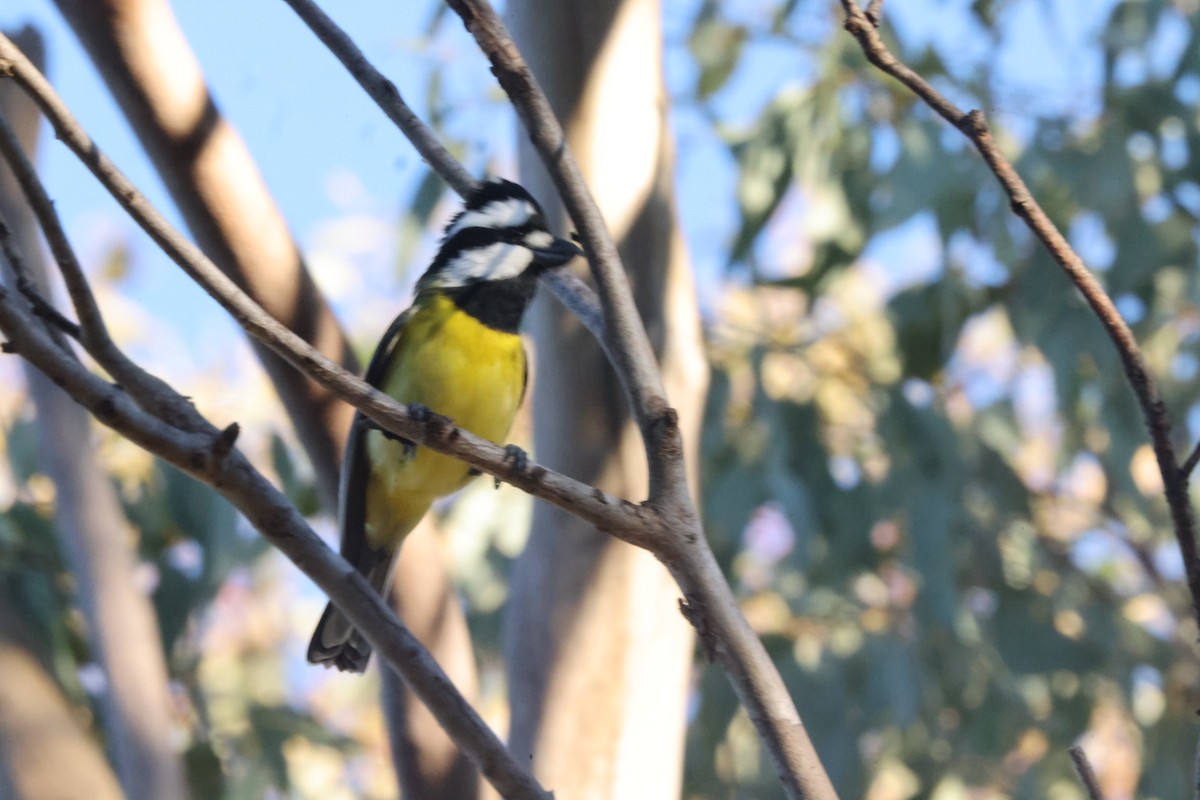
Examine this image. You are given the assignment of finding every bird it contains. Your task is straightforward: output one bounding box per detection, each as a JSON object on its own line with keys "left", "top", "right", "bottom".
{"left": 307, "top": 178, "right": 584, "bottom": 672}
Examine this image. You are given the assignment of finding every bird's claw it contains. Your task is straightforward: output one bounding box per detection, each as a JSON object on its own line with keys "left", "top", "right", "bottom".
{"left": 407, "top": 403, "right": 432, "bottom": 423}
{"left": 397, "top": 404, "right": 432, "bottom": 459}
{"left": 497, "top": 444, "right": 529, "bottom": 489}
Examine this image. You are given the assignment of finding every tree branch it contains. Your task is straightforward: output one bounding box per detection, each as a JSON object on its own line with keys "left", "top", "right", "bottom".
{"left": 445, "top": 0, "right": 669, "bottom": 438}
{"left": 840, "top": 0, "right": 1200, "bottom": 631}
{"left": 864, "top": 0, "right": 884, "bottom": 27}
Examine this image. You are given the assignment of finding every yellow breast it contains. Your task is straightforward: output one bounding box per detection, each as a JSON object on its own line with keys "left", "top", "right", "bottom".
{"left": 363, "top": 293, "right": 526, "bottom": 548}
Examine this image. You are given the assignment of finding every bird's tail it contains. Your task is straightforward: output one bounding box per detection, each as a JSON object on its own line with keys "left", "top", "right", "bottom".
{"left": 306, "top": 557, "right": 392, "bottom": 673}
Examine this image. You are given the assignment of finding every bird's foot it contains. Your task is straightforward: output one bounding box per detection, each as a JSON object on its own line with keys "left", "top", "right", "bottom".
{"left": 496, "top": 444, "right": 529, "bottom": 488}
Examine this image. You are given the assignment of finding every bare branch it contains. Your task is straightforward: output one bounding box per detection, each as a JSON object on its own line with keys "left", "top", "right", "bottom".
{"left": 1068, "top": 745, "right": 1104, "bottom": 800}
{"left": 840, "top": 0, "right": 1200, "bottom": 630}
{"left": 0, "top": 212, "right": 80, "bottom": 344}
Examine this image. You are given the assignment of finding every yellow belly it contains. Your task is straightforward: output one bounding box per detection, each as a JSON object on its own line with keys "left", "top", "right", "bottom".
{"left": 363, "top": 294, "right": 526, "bottom": 549}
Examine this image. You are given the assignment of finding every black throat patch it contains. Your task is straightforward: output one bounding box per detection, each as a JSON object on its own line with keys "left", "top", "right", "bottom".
{"left": 443, "top": 272, "right": 539, "bottom": 333}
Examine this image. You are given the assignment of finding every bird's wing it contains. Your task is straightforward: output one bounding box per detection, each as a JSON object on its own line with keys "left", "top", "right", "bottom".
{"left": 338, "top": 307, "right": 416, "bottom": 578}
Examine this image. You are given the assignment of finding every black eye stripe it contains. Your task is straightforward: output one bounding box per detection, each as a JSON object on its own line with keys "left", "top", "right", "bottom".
{"left": 441, "top": 221, "right": 545, "bottom": 249}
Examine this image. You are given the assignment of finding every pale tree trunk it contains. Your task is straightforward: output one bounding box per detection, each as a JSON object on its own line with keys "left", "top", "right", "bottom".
{"left": 0, "top": 594, "right": 125, "bottom": 800}
{"left": 0, "top": 25, "right": 187, "bottom": 800}
{"left": 51, "top": 0, "right": 355, "bottom": 506}
{"left": 50, "top": 3, "right": 481, "bottom": 795}
{"left": 505, "top": 1, "right": 708, "bottom": 796}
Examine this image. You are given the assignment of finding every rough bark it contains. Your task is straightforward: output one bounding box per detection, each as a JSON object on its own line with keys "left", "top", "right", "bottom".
{"left": 504, "top": 1, "right": 708, "bottom": 796}
{"left": 0, "top": 26, "right": 186, "bottom": 800}
{"left": 49, "top": 3, "right": 480, "bottom": 795}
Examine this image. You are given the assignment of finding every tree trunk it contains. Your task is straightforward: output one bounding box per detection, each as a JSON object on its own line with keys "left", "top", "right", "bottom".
{"left": 0, "top": 593, "right": 125, "bottom": 800}
{"left": 505, "top": 1, "right": 708, "bottom": 796}
{"left": 0, "top": 25, "right": 186, "bottom": 800}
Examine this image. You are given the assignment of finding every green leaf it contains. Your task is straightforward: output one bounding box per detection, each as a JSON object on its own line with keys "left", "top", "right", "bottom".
{"left": 689, "top": 15, "right": 748, "bottom": 100}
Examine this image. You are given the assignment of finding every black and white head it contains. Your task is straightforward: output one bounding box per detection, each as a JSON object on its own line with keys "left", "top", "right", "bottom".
{"left": 418, "top": 179, "right": 582, "bottom": 302}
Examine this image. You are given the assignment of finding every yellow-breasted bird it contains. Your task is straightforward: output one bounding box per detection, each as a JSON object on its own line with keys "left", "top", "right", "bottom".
{"left": 307, "top": 178, "right": 583, "bottom": 672}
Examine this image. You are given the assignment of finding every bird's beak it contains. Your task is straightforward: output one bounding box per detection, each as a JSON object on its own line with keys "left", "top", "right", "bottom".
{"left": 531, "top": 237, "right": 585, "bottom": 268}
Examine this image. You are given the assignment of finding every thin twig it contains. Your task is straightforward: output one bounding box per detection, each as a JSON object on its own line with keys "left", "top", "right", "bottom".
{"left": 840, "top": 0, "right": 1200, "bottom": 631}
{"left": 1068, "top": 745, "right": 1104, "bottom": 800}
{"left": 280, "top": 0, "right": 477, "bottom": 198}
{"left": 0, "top": 105, "right": 205, "bottom": 431}
{"left": 0, "top": 210, "right": 80, "bottom": 344}
{"left": 1183, "top": 441, "right": 1200, "bottom": 480}
{"left": 538, "top": 269, "right": 615, "bottom": 363}
{"left": 275, "top": 0, "right": 611, "bottom": 371}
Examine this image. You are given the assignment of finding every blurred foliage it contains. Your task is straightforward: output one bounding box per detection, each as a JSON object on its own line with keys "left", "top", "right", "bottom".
{"left": 3, "top": 0, "right": 1200, "bottom": 798}
{"left": 686, "top": 0, "right": 1200, "bottom": 798}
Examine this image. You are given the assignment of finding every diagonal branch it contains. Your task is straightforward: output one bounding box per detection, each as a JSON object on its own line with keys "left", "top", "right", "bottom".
{"left": 840, "top": 0, "right": 1200, "bottom": 629}
{"left": 0, "top": 211, "right": 80, "bottom": 346}
{"left": 1182, "top": 441, "right": 1200, "bottom": 480}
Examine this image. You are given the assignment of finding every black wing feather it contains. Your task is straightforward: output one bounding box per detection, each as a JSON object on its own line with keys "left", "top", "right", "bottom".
{"left": 337, "top": 308, "right": 415, "bottom": 574}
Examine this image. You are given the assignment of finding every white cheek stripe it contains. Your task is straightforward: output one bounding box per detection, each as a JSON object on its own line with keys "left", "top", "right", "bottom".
{"left": 445, "top": 198, "right": 535, "bottom": 239}
{"left": 429, "top": 242, "right": 534, "bottom": 289}
{"left": 524, "top": 229, "right": 554, "bottom": 248}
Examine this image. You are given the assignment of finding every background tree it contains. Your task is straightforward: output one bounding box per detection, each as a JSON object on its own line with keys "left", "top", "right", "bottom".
{"left": 503, "top": 0, "right": 705, "bottom": 794}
